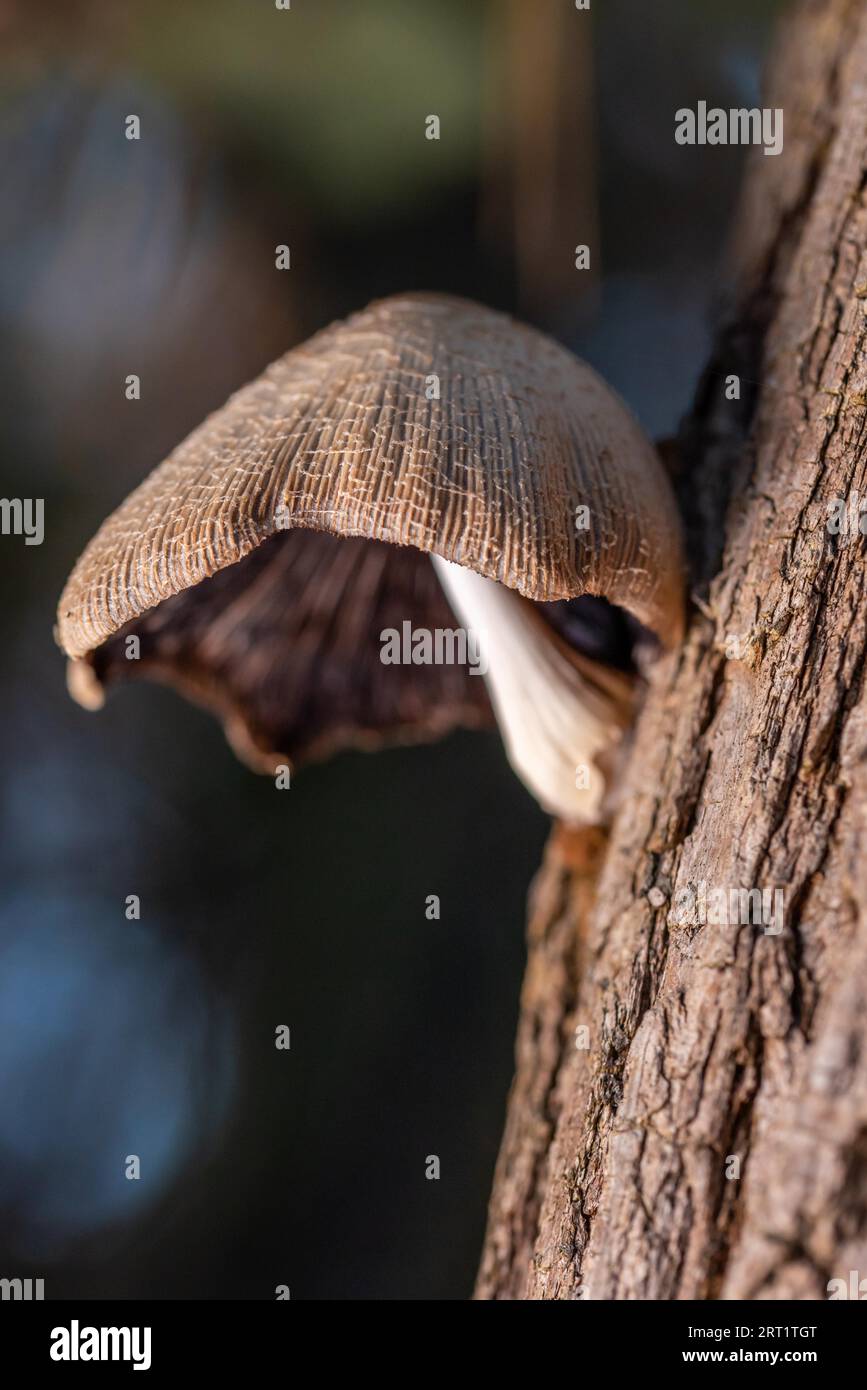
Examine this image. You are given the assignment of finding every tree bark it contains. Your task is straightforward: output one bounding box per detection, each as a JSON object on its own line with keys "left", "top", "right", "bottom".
{"left": 477, "top": 0, "right": 867, "bottom": 1301}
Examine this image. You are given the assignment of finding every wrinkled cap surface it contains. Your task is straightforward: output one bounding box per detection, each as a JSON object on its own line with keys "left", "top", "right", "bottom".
{"left": 56, "top": 293, "right": 685, "bottom": 770}
{"left": 58, "top": 293, "right": 685, "bottom": 657}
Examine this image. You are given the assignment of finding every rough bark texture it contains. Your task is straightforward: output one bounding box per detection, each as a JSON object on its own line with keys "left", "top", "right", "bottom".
{"left": 477, "top": 0, "right": 867, "bottom": 1301}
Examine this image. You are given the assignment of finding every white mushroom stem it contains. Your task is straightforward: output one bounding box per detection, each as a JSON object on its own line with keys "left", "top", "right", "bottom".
{"left": 431, "top": 555, "right": 632, "bottom": 824}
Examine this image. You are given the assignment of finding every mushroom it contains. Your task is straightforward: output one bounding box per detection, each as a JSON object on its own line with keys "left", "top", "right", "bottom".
{"left": 56, "top": 293, "right": 685, "bottom": 824}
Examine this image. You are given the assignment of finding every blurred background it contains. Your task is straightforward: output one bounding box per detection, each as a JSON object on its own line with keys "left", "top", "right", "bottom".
{"left": 0, "top": 0, "right": 784, "bottom": 1299}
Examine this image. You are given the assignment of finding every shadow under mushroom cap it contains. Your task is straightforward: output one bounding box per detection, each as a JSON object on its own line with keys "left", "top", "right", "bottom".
{"left": 70, "top": 528, "right": 494, "bottom": 773}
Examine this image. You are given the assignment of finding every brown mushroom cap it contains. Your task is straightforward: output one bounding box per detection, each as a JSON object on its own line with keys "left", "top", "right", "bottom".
{"left": 56, "top": 293, "right": 684, "bottom": 771}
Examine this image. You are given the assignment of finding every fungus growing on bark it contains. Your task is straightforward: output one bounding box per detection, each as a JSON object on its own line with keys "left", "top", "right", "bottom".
{"left": 57, "top": 293, "right": 685, "bottom": 822}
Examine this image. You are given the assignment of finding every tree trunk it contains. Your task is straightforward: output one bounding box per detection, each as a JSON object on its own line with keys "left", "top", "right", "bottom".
{"left": 477, "top": 0, "right": 867, "bottom": 1301}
